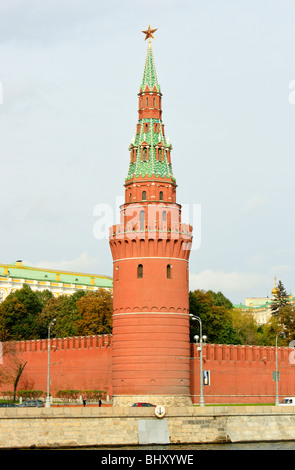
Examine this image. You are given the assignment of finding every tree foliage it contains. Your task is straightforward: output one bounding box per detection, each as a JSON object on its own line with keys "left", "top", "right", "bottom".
{"left": 1, "top": 284, "right": 293, "bottom": 348}
{"left": 0, "top": 285, "right": 45, "bottom": 341}
{"left": 271, "top": 280, "right": 290, "bottom": 317}
{"left": 231, "top": 308, "right": 260, "bottom": 345}
{"left": 0, "top": 286, "right": 113, "bottom": 341}
{"left": 189, "top": 290, "right": 241, "bottom": 345}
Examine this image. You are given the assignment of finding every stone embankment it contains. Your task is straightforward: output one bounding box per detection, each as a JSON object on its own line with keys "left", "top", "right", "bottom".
{"left": 0, "top": 405, "right": 295, "bottom": 448}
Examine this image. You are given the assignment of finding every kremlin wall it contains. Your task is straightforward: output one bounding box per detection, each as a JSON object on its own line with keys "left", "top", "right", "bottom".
{"left": 1, "top": 334, "right": 295, "bottom": 405}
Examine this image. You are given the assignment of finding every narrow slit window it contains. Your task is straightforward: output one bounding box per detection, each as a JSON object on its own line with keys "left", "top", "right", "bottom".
{"left": 159, "top": 191, "right": 164, "bottom": 201}
{"left": 142, "top": 191, "right": 146, "bottom": 201}
{"left": 140, "top": 210, "right": 145, "bottom": 230}
{"left": 137, "top": 264, "right": 143, "bottom": 278}
{"left": 143, "top": 147, "right": 147, "bottom": 161}
{"left": 167, "top": 264, "right": 172, "bottom": 279}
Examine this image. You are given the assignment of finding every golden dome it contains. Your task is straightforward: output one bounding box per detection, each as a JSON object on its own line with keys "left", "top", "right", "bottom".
{"left": 272, "top": 277, "right": 279, "bottom": 296}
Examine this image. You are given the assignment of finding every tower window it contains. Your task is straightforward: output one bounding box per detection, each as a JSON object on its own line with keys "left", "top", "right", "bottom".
{"left": 140, "top": 210, "right": 145, "bottom": 230}
{"left": 143, "top": 147, "right": 147, "bottom": 161}
{"left": 146, "top": 97, "right": 149, "bottom": 106}
{"left": 142, "top": 191, "right": 146, "bottom": 201}
{"left": 167, "top": 264, "right": 172, "bottom": 279}
{"left": 144, "top": 123, "right": 149, "bottom": 132}
{"left": 162, "top": 210, "right": 167, "bottom": 222}
{"left": 137, "top": 264, "right": 143, "bottom": 278}
{"left": 153, "top": 97, "right": 156, "bottom": 106}
{"left": 159, "top": 191, "right": 163, "bottom": 201}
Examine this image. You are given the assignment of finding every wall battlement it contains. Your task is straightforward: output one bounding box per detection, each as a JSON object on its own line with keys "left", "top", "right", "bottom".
{"left": 192, "top": 343, "right": 293, "bottom": 364}
{"left": 16, "top": 334, "right": 112, "bottom": 353}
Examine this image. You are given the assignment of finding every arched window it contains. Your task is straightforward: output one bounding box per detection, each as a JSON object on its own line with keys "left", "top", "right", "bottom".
{"left": 140, "top": 210, "right": 145, "bottom": 230}
{"left": 162, "top": 210, "right": 167, "bottom": 222}
{"left": 153, "top": 97, "right": 156, "bottom": 106}
{"left": 143, "top": 147, "right": 147, "bottom": 161}
{"left": 137, "top": 264, "right": 143, "bottom": 278}
{"left": 142, "top": 191, "right": 146, "bottom": 201}
{"left": 159, "top": 191, "right": 163, "bottom": 201}
{"left": 146, "top": 97, "right": 149, "bottom": 106}
{"left": 167, "top": 264, "right": 172, "bottom": 279}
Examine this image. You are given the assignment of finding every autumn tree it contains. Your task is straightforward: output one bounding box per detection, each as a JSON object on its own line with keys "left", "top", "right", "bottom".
{"left": 0, "top": 342, "right": 27, "bottom": 401}
{"left": 76, "top": 289, "right": 113, "bottom": 336}
{"left": 230, "top": 308, "right": 260, "bottom": 345}
{"left": 36, "top": 290, "right": 86, "bottom": 338}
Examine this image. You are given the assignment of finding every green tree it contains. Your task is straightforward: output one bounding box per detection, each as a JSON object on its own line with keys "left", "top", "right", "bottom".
{"left": 189, "top": 290, "right": 241, "bottom": 345}
{"left": 277, "top": 304, "right": 295, "bottom": 344}
{"left": 257, "top": 316, "right": 285, "bottom": 346}
{"left": 37, "top": 290, "right": 86, "bottom": 338}
{"left": 271, "top": 280, "right": 290, "bottom": 317}
{"left": 0, "top": 286, "right": 44, "bottom": 341}
{"left": 230, "top": 308, "right": 260, "bottom": 345}
{"left": 207, "top": 290, "right": 233, "bottom": 310}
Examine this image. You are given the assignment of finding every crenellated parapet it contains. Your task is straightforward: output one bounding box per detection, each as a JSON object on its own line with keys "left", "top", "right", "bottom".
{"left": 15, "top": 334, "right": 112, "bottom": 353}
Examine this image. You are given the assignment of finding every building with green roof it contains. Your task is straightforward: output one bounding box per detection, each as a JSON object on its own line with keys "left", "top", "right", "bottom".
{"left": 0, "top": 261, "right": 113, "bottom": 302}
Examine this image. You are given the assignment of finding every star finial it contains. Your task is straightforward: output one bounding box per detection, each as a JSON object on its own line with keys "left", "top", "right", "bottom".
{"left": 142, "top": 25, "right": 157, "bottom": 42}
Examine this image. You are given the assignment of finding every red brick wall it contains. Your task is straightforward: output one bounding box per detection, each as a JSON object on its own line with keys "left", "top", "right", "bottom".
{"left": 190, "top": 343, "right": 295, "bottom": 404}
{"left": 1, "top": 335, "right": 112, "bottom": 397}
{"left": 1, "top": 337, "right": 295, "bottom": 404}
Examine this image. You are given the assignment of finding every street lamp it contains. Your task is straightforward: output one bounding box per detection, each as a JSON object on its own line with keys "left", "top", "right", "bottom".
{"left": 275, "top": 330, "right": 285, "bottom": 406}
{"left": 190, "top": 314, "right": 206, "bottom": 407}
{"left": 45, "top": 318, "right": 56, "bottom": 408}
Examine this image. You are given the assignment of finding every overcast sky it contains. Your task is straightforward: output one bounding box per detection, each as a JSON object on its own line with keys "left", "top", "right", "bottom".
{"left": 0, "top": 0, "right": 295, "bottom": 304}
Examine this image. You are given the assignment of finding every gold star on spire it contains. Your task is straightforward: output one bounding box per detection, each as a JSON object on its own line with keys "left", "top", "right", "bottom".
{"left": 142, "top": 25, "right": 157, "bottom": 42}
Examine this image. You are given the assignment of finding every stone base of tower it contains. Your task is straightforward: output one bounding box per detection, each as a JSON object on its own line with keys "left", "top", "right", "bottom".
{"left": 112, "top": 395, "right": 192, "bottom": 407}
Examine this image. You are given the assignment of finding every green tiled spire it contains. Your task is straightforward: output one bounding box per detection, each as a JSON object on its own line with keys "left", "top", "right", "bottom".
{"left": 140, "top": 42, "right": 160, "bottom": 93}
{"left": 126, "top": 119, "right": 174, "bottom": 181}
{"left": 126, "top": 41, "right": 175, "bottom": 183}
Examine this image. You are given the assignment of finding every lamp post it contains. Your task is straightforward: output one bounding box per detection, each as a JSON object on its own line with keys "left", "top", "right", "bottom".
{"left": 190, "top": 315, "right": 207, "bottom": 407}
{"left": 45, "top": 318, "right": 56, "bottom": 408}
{"left": 275, "top": 330, "right": 284, "bottom": 406}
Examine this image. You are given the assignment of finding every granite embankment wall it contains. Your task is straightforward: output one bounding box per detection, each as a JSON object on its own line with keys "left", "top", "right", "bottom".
{"left": 0, "top": 406, "right": 295, "bottom": 448}
{"left": 1, "top": 336, "right": 295, "bottom": 404}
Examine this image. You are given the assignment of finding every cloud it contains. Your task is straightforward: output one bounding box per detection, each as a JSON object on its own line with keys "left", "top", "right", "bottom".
{"left": 243, "top": 195, "right": 268, "bottom": 215}
{"left": 189, "top": 269, "right": 268, "bottom": 302}
{"left": 24, "top": 252, "right": 102, "bottom": 274}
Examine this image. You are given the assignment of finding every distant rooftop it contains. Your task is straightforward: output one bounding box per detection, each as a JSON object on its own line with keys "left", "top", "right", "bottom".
{"left": 0, "top": 261, "right": 113, "bottom": 289}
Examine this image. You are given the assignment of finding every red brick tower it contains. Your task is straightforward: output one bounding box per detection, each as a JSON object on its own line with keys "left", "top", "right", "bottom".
{"left": 109, "top": 27, "right": 193, "bottom": 406}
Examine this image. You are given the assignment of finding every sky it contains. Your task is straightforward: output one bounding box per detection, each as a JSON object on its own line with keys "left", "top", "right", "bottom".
{"left": 0, "top": 0, "right": 295, "bottom": 304}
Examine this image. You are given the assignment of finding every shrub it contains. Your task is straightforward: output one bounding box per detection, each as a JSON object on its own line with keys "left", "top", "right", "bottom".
{"left": 56, "top": 389, "right": 107, "bottom": 400}
{"left": 17, "top": 390, "right": 43, "bottom": 399}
